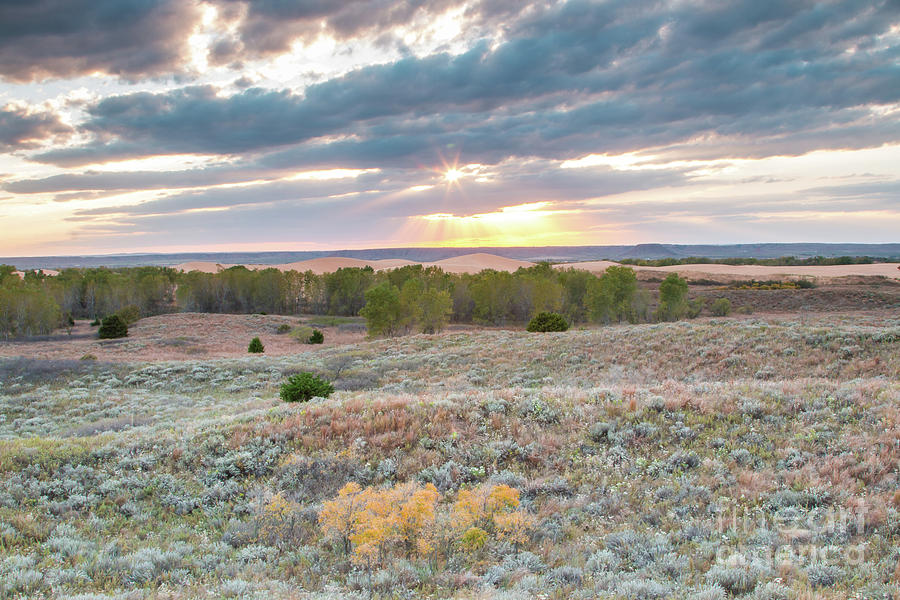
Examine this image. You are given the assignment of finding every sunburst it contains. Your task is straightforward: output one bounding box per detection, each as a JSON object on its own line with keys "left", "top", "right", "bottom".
{"left": 444, "top": 168, "right": 462, "bottom": 183}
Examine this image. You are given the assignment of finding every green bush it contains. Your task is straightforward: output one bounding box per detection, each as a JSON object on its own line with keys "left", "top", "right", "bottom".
{"left": 116, "top": 304, "right": 141, "bottom": 325}
{"left": 248, "top": 337, "right": 265, "bottom": 353}
{"left": 526, "top": 311, "right": 569, "bottom": 332}
{"left": 289, "top": 325, "right": 314, "bottom": 342}
{"left": 276, "top": 323, "right": 292, "bottom": 334}
{"left": 98, "top": 314, "right": 128, "bottom": 339}
{"left": 710, "top": 297, "right": 732, "bottom": 316}
{"left": 308, "top": 329, "right": 324, "bottom": 344}
{"left": 280, "top": 372, "right": 335, "bottom": 402}
{"left": 90, "top": 318, "right": 101, "bottom": 327}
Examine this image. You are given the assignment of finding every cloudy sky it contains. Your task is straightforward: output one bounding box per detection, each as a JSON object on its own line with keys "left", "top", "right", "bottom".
{"left": 1, "top": 0, "right": 899, "bottom": 256}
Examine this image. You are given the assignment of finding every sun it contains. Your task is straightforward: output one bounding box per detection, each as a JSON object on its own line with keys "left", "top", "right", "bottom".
{"left": 444, "top": 168, "right": 462, "bottom": 183}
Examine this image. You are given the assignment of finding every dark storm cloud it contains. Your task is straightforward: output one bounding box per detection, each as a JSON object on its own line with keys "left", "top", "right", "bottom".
{"left": 0, "top": 105, "right": 71, "bottom": 150}
{"left": 36, "top": 0, "right": 900, "bottom": 173}
{"left": 0, "top": 0, "right": 201, "bottom": 82}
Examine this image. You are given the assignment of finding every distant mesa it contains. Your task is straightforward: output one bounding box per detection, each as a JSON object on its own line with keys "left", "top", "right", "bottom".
{"left": 617, "top": 243, "right": 681, "bottom": 260}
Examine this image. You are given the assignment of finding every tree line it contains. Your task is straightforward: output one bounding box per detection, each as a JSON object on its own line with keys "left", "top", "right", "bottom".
{"left": 0, "top": 262, "right": 695, "bottom": 339}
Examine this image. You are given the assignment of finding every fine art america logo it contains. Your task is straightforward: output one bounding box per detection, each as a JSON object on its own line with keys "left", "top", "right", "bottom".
{"left": 714, "top": 503, "right": 871, "bottom": 567}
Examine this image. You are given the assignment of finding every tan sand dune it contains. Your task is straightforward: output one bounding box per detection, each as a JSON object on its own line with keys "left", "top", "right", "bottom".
{"left": 175, "top": 256, "right": 900, "bottom": 279}
{"left": 557, "top": 260, "right": 900, "bottom": 281}
{"left": 645, "top": 262, "right": 900, "bottom": 281}
{"left": 370, "top": 258, "right": 420, "bottom": 270}
{"left": 427, "top": 252, "right": 535, "bottom": 273}
{"left": 271, "top": 258, "right": 421, "bottom": 273}
{"left": 175, "top": 257, "right": 420, "bottom": 275}
{"left": 271, "top": 257, "right": 372, "bottom": 273}
{"left": 174, "top": 261, "right": 232, "bottom": 273}
{"left": 12, "top": 269, "right": 59, "bottom": 278}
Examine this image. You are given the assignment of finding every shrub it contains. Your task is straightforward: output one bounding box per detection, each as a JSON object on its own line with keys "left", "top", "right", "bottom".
{"left": 289, "top": 325, "right": 314, "bottom": 342}
{"left": 247, "top": 337, "right": 264, "bottom": 353}
{"left": 116, "top": 304, "right": 141, "bottom": 325}
{"left": 526, "top": 312, "right": 569, "bottom": 332}
{"left": 276, "top": 323, "right": 292, "bottom": 334}
{"left": 710, "top": 298, "right": 732, "bottom": 316}
{"left": 686, "top": 297, "right": 705, "bottom": 318}
{"left": 308, "top": 329, "right": 324, "bottom": 344}
{"left": 280, "top": 372, "right": 334, "bottom": 402}
{"left": 806, "top": 563, "right": 843, "bottom": 588}
{"left": 98, "top": 314, "right": 128, "bottom": 339}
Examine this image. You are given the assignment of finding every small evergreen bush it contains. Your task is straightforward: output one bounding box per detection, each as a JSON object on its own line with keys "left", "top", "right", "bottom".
{"left": 308, "top": 329, "right": 324, "bottom": 344}
{"left": 280, "top": 372, "right": 334, "bottom": 402}
{"left": 248, "top": 337, "right": 264, "bottom": 353}
{"left": 276, "top": 323, "right": 292, "bottom": 334}
{"left": 526, "top": 312, "right": 569, "bottom": 332}
{"left": 98, "top": 314, "right": 128, "bottom": 339}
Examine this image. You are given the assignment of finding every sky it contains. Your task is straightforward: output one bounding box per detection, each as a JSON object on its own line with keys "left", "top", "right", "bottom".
{"left": 0, "top": 0, "right": 899, "bottom": 256}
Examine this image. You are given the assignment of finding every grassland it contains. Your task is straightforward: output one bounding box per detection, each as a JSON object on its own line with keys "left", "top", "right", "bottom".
{"left": 1, "top": 312, "right": 899, "bottom": 599}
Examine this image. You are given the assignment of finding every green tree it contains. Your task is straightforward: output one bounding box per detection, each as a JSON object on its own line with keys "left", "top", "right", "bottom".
{"left": 248, "top": 336, "right": 265, "bottom": 353}
{"left": 656, "top": 273, "right": 689, "bottom": 321}
{"left": 0, "top": 265, "right": 16, "bottom": 285}
{"left": 470, "top": 270, "right": 516, "bottom": 325}
{"left": 325, "top": 267, "right": 375, "bottom": 316}
{"left": 557, "top": 268, "right": 595, "bottom": 323}
{"left": 585, "top": 266, "right": 637, "bottom": 323}
{"left": 0, "top": 285, "right": 62, "bottom": 339}
{"left": 417, "top": 286, "right": 453, "bottom": 334}
{"left": 359, "top": 282, "right": 403, "bottom": 337}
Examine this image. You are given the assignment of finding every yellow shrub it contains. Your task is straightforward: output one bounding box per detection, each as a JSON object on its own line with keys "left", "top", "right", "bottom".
{"left": 319, "top": 481, "right": 439, "bottom": 565}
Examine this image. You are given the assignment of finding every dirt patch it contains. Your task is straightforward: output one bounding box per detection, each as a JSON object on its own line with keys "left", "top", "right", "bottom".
{"left": 0, "top": 313, "right": 367, "bottom": 362}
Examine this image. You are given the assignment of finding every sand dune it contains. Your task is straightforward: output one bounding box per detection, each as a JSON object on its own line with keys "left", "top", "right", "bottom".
{"left": 632, "top": 262, "right": 900, "bottom": 281}
{"left": 175, "top": 257, "right": 421, "bottom": 275}
{"left": 425, "top": 253, "right": 535, "bottom": 274}
{"left": 12, "top": 269, "right": 59, "bottom": 278}
{"left": 558, "top": 261, "right": 900, "bottom": 281}
{"left": 174, "top": 253, "right": 537, "bottom": 275}
{"left": 174, "top": 255, "right": 900, "bottom": 279}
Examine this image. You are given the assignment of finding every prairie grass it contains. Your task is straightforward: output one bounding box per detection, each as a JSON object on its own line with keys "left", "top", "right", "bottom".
{"left": 0, "top": 316, "right": 898, "bottom": 598}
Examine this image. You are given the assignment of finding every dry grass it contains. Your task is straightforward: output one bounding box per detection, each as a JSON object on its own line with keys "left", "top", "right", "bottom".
{"left": 0, "top": 307, "right": 898, "bottom": 599}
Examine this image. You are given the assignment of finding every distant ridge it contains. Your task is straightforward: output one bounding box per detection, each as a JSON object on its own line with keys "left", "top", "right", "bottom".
{"left": 617, "top": 243, "right": 681, "bottom": 260}
{"left": 3, "top": 243, "right": 899, "bottom": 270}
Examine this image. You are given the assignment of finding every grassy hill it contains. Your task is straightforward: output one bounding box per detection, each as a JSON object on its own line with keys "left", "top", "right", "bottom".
{"left": 1, "top": 316, "right": 898, "bottom": 598}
